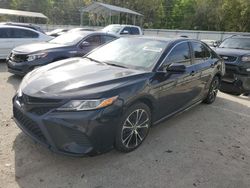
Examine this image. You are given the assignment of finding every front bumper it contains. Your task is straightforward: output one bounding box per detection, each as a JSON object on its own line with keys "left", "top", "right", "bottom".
{"left": 13, "top": 95, "right": 123, "bottom": 156}
{"left": 6, "top": 57, "right": 52, "bottom": 76}
{"left": 221, "top": 63, "right": 250, "bottom": 94}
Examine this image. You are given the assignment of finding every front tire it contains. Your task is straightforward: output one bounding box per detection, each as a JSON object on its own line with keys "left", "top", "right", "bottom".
{"left": 203, "top": 76, "right": 220, "bottom": 104}
{"left": 115, "top": 103, "right": 151, "bottom": 153}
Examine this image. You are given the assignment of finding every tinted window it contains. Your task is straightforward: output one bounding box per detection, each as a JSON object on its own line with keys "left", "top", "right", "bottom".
{"left": 101, "top": 35, "right": 116, "bottom": 44}
{"left": 0, "top": 28, "right": 8, "bottom": 38}
{"left": 85, "top": 35, "right": 101, "bottom": 46}
{"left": 12, "top": 28, "right": 39, "bottom": 38}
{"left": 120, "top": 27, "right": 131, "bottom": 35}
{"left": 191, "top": 42, "right": 210, "bottom": 64}
{"left": 166, "top": 42, "right": 191, "bottom": 65}
{"left": 130, "top": 27, "right": 140, "bottom": 35}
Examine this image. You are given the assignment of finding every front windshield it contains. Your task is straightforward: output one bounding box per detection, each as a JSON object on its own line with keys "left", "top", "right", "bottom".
{"left": 87, "top": 38, "right": 168, "bottom": 70}
{"left": 102, "top": 25, "right": 122, "bottom": 34}
{"left": 219, "top": 37, "right": 250, "bottom": 50}
{"left": 49, "top": 32, "right": 86, "bottom": 45}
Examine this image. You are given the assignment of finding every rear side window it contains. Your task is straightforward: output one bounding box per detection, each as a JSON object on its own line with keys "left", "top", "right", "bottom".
{"left": 16, "top": 29, "right": 39, "bottom": 38}
{"left": 166, "top": 42, "right": 191, "bottom": 65}
{"left": 0, "top": 28, "right": 8, "bottom": 38}
{"left": 130, "top": 27, "right": 140, "bottom": 35}
{"left": 101, "top": 35, "right": 116, "bottom": 44}
{"left": 0, "top": 28, "right": 39, "bottom": 38}
{"left": 191, "top": 42, "right": 211, "bottom": 64}
{"left": 120, "top": 27, "right": 131, "bottom": 35}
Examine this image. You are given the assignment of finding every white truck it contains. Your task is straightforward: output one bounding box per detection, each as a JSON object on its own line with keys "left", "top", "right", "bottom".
{"left": 102, "top": 24, "right": 143, "bottom": 36}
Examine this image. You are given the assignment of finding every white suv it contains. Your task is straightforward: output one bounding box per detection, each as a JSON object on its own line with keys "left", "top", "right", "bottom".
{"left": 102, "top": 24, "right": 143, "bottom": 36}
{"left": 0, "top": 25, "right": 53, "bottom": 59}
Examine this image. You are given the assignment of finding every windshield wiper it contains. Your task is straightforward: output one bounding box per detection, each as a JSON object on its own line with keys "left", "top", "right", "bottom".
{"left": 105, "top": 62, "right": 128, "bottom": 69}
{"left": 84, "top": 57, "right": 104, "bottom": 64}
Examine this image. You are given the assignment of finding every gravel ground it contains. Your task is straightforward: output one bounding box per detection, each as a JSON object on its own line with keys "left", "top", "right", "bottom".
{"left": 0, "top": 61, "right": 250, "bottom": 188}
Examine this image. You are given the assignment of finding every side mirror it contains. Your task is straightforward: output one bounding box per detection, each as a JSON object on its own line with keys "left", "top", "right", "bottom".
{"left": 121, "top": 30, "right": 129, "bottom": 35}
{"left": 80, "top": 41, "right": 90, "bottom": 48}
{"left": 166, "top": 64, "right": 186, "bottom": 73}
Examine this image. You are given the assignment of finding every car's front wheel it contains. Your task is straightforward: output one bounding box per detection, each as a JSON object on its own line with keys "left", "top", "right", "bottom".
{"left": 203, "top": 76, "right": 220, "bottom": 104}
{"left": 115, "top": 103, "right": 151, "bottom": 152}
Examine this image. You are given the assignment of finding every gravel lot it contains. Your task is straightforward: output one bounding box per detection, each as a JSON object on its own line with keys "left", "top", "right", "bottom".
{"left": 0, "top": 61, "right": 250, "bottom": 188}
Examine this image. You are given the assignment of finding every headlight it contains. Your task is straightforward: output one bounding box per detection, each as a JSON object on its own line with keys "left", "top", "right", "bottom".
{"left": 241, "top": 55, "right": 250, "bottom": 62}
{"left": 27, "top": 52, "right": 48, "bottom": 62}
{"left": 57, "top": 96, "right": 118, "bottom": 111}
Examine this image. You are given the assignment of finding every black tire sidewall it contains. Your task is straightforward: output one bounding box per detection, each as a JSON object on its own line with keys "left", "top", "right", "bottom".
{"left": 204, "top": 76, "right": 220, "bottom": 104}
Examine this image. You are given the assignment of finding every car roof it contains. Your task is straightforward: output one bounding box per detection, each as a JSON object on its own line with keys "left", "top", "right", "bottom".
{"left": 0, "top": 25, "right": 42, "bottom": 33}
{"left": 123, "top": 35, "right": 197, "bottom": 43}
{"left": 105, "top": 24, "right": 140, "bottom": 28}
{"left": 231, "top": 34, "right": 250, "bottom": 38}
{"left": 75, "top": 30, "right": 119, "bottom": 38}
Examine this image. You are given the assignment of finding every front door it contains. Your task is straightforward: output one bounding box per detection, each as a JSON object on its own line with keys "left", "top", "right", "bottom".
{"left": 152, "top": 42, "right": 200, "bottom": 120}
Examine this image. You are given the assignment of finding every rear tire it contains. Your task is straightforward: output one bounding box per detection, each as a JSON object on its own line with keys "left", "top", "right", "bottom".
{"left": 203, "top": 76, "right": 220, "bottom": 104}
{"left": 115, "top": 103, "right": 151, "bottom": 153}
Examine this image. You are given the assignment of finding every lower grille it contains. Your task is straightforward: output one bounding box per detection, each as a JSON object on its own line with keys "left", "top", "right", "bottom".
{"left": 46, "top": 123, "right": 91, "bottom": 148}
{"left": 13, "top": 107, "right": 47, "bottom": 143}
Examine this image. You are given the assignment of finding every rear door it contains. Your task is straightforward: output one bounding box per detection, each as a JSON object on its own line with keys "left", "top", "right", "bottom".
{"left": 11, "top": 28, "right": 40, "bottom": 48}
{"left": 154, "top": 41, "right": 199, "bottom": 120}
{"left": 190, "top": 41, "right": 214, "bottom": 98}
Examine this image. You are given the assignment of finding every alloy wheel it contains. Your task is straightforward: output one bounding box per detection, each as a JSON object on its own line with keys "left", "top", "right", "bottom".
{"left": 121, "top": 109, "right": 150, "bottom": 149}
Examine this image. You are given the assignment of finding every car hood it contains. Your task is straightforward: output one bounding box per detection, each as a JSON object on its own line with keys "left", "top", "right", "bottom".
{"left": 215, "top": 48, "right": 250, "bottom": 57}
{"left": 20, "top": 58, "right": 148, "bottom": 99}
{"left": 13, "top": 42, "right": 67, "bottom": 54}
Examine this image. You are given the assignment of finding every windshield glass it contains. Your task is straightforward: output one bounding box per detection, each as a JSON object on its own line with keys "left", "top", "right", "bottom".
{"left": 102, "top": 25, "right": 122, "bottom": 34}
{"left": 49, "top": 32, "right": 86, "bottom": 45}
{"left": 219, "top": 37, "right": 250, "bottom": 50}
{"left": 87, "top": 38, "right": 168, "bottom": 70}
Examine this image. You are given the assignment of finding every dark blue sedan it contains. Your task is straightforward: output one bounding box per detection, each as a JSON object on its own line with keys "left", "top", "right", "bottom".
{"left": 6, "top": 31, "right": 118, "bottom": 76}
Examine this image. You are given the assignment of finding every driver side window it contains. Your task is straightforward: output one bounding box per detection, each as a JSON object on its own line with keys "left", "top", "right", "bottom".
{"left": 85, "top": 35, "right": 101, "bottom": 46}
{"left": 166, "top": 42, "right": 191, "bottom": 66}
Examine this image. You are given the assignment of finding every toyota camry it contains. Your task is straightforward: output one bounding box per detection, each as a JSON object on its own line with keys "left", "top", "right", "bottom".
{"left": 13, "top": 37, "right": 224, "bottom": 156}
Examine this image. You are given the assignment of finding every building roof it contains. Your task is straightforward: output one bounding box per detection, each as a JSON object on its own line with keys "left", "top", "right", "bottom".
{"left": 81, "top": 2, "right": 143, "bottom": 16}
{"left": 0, "top": 8, "right": 48, "bottom": 19}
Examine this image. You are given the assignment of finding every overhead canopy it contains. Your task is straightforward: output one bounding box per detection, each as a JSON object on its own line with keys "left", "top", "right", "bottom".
{"left": 81, "top": 2, "right": 143, "bottom": 17}
{"left": 0, "top": 8, "right": 48, "bottom": 19}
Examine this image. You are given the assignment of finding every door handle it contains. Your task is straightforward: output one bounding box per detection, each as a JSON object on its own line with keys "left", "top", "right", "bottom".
{"left": 190, "top": 71, "right": 196, "bottom": 76}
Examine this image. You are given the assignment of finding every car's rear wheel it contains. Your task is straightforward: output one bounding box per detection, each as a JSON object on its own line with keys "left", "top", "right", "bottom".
{"left": 115, "top": 103, "right": 151, "bottom": 152}
{"left": 203, "top": 76, "right": 220, "bottom": 104}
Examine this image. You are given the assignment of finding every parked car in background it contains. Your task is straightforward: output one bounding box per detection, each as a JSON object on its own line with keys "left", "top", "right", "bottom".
{"left": 68, "top": 28, "right": 96, "bottom": 33}
{"left": 215, "top": 35, "right": 250, "bottom": 95}
{"left": 7, "top": 31, "right": 118, "bottom": 76}
{"left": 102, "top": 24, "right": 143, "bottom": 35}
{"left": 0, "top": 22, "right": 45, "bottom": 33}
{"left": 0, "top": 25, "right": 52, "bottom": 59}
{"left": 13, "top": 37, "right": 224, "bottom": 156}
{"left": 46, "top": 28, "right": 68, "bottom": 37}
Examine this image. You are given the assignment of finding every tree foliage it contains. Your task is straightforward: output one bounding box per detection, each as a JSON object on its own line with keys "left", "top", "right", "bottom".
{"left": 0, "top": 0, "right": 249, "bottom": 31}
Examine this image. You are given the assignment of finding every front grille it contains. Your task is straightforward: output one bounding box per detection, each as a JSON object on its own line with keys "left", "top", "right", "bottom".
{"left": 16, "top": 94, "right": 63, "bottom": 116}
{"left": 22, "top": 94, "right": 62, "bottom": 104}
{"left": 13, "top": 107, "right": 47, "bottom": 143}
{"left": 30, "top": 107, "right": 55, "bottom": 115}
{"left": 10, "top": 53, "right": 28, "bottom": 63}
{"left": 221, "top": 55, "right": 237, "bottom": 62}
